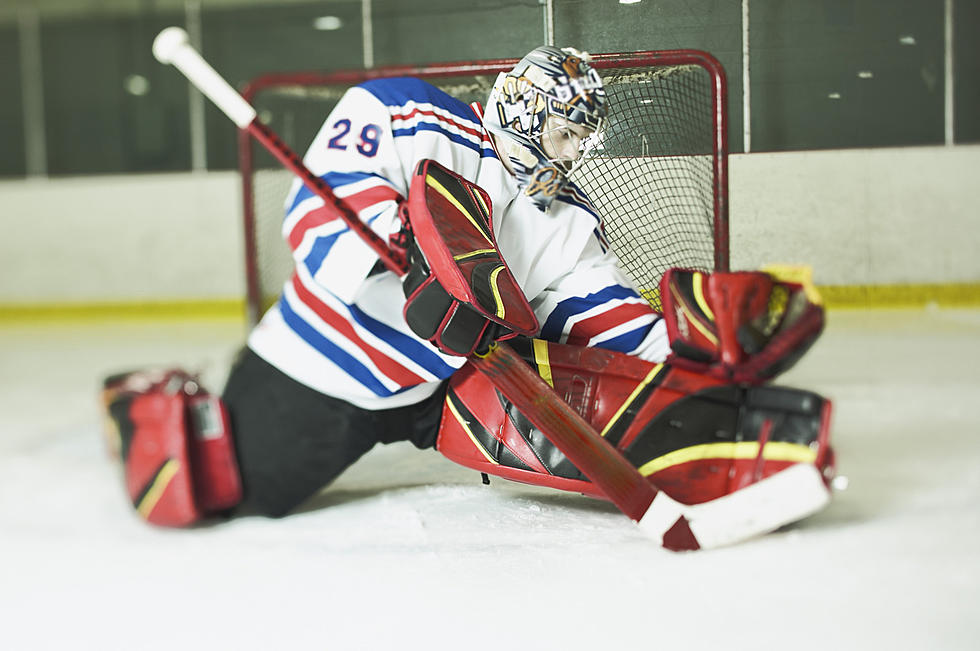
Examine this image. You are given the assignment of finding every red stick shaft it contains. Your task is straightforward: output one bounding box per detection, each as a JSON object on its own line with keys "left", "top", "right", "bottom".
{"left": 471, "top": 344, "right": 656, "bottom": 521}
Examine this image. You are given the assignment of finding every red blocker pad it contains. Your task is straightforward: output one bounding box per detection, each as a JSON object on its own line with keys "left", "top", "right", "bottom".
{"left": 660, "top": 267, "right": 825, "bottom": 383}
{"left": 403, "top": 159, "right": 538, "bottom": 354}
{"left": 437, "top": 338, "right": 834, "bottom": 507}
{"left": 102, "top": 370, "right": 242, "bottom": 527}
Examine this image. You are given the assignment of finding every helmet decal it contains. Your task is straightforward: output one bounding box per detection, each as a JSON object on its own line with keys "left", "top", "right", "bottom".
{"left": 484, "top": 46, "right": 608, "bottom": 211}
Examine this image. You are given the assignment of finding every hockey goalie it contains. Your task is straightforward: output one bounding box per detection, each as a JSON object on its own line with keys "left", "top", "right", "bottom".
{"left": 103, "top": 41, "right": 836, "bottom": 550}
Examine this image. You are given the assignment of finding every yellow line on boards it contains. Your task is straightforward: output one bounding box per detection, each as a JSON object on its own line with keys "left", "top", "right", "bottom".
{"left": 2, "top": 282, "right": 978, "bottom": 324}
{"left": 817, "top": 283, "right": 980, "bottom": 308}
{"left": 637, "top": 283, "right": 980, "bottom": 310}
{"left": 0, "top": 299, "right": 247, "bottom": 323}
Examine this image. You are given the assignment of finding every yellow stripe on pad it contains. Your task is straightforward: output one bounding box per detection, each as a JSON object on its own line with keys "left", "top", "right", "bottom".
{"left": 599, "top": 364, "right": 662, "bottom": 437}
{"left": 425, "top": 174, "right": 493, "bottom": 244}
{"left": 692, "top": 272, "right": 715, "bottom": 320}
{"left": 136, "top": 458, "right": 181, "bottom": 519}
{"left": 670, "top": 282, "right": 718, "bottom": 346}
{"left": 454, "top": 249, "right": 498, "bottom": 261}
{"left": 637, "top": 441, "right": 817, "bottom": 477}
{"left": 445, "top": 397, "right": 499, "bottom": 465}
{"left": 487, "top": 265, "right": 507, "bottom": 318}
{"left": 531, "top": 339, "right": 554, "bottom": 388}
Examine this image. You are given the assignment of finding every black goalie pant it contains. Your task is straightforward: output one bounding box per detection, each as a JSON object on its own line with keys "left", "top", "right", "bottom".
{"left": 222, "top": 347, "right": 445, "bottom": 518}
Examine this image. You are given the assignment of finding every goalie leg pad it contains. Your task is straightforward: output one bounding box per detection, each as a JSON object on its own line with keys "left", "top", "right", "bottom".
{"left": 102, "top": 369, "right": 243, "bottom": 527}
{"left": 436, "top": 338, "right": 834, "bottom": 523}
{"left": 622, "top": 383, "right": 835, "bottom": 505}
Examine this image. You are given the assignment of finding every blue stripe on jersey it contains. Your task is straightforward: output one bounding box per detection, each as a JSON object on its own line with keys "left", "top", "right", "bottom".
{"left": 360, "top": 77, "right": 497, "bottom": 159}
{"left": 556, "top": 192, "right": 601, "bottom": 224}
{"left": 302, "top": 229, "right": 344, "bottom": 276}
{"left": 540, "top": 284, "right": 642, "bottom": 341}
{"left": 285, "top": 171, "right": 393, "bottom": 217}
{"left": 360, "top": 77, "right": 475, "bottom": 123}
{"left": 591, "top": 323, "right": 654, "bottom": 354}
{"left": 390, "top": 124, "right": 495, "bottom": 159}
{"left": 555, "top": 187, "right": 608, "bottom": 250}
{"left": 391, "top": 123, "right": 488, "bottom": 156}
{"left": 346, "top": 303, "right": 458, "bottom": 379}
{"left": 278, "top": 296, "right": 397, "bottom": 397}
{"left": 301, "top": 209, "right": 390, "bottom": 276}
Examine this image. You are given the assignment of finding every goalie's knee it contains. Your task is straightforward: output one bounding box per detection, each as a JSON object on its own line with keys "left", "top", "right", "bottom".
{"left": 102, "top": 369, "right": 243, "bottom": 527}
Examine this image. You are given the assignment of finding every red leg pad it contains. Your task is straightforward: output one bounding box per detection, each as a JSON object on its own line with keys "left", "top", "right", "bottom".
{"left": 125, "top": 391, "right": 200, "bottom": 527}
{"left": 103, "top": 370, "right": 242, "bottom": 527}
{"left": 435, "top": 339, "right": 835, "bottom": 510}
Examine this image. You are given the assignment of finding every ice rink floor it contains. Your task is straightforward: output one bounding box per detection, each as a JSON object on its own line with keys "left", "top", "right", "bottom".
{"left": 1, "top": 307, "right": 978, "bottom": 650}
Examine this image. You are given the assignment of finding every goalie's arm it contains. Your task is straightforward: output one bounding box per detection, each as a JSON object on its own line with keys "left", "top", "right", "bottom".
{"left": 152, "top": 27, "right": 408, "bottom": 276}
{"left": 277, "top": 87, "right": 411, "bottom": 302}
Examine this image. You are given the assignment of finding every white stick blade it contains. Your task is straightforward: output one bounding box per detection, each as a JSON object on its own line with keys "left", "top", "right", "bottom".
{"left": 637, "top": 463, "right": 831, "bottom": 551}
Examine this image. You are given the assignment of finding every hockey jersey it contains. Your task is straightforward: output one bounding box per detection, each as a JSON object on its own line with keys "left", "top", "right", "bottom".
{"left": 248, "top": 77, "right": 669, "bottom": 410}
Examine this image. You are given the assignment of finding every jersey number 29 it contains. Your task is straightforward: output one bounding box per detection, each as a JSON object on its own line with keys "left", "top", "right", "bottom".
{"left": 327, "top": 119, "right": 381, "bottom": 157}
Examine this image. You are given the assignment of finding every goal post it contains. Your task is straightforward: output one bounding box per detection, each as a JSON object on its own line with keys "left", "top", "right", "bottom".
{"left": 238, "top": 49, "right": 729, "bottom": 326}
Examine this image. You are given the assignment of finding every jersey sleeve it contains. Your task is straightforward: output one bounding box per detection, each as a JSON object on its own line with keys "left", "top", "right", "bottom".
{"left": 279, "top": 86, "right": 408, "bottom": 303}
{"left": 529, "top": 225, "right": 670, "bottom": 363}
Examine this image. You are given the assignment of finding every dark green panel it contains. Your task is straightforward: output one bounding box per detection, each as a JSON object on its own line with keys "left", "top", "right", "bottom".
{"left": 750, "top": 0, "right": 944, "bottom": 151}
{"left": 41, "top": 11, "right": 190, "bottom": 176}
{"left": 954, "top": 1, "right": 979, "bottom": 143}
{"left": 554, "top": 0, "right": 744, "bottom": 153}
{"left": 0, "top": 24, "right": 25, "bottom": 177}
{"left": 372, "top": 0, "right": 543, "bottom": 66}
{"left": 202, "top": 1, "right": 364, "bottom": 170}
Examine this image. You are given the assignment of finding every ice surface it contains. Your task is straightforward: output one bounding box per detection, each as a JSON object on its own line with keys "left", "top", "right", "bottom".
{"left": 1, "top": 308, "right": 978, "bottom": 650}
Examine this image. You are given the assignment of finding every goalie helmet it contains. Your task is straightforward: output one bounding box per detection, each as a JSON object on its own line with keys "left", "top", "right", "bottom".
{"left": 484, "top": 46, "right": 607, "bottom": 210}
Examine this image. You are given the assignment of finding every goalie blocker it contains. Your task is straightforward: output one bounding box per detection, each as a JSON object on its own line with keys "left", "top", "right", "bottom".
{"left": 102, "top": 369, "right": 242, "bottom": 527}
{"left": 400, "top": 159, "right": 539, "bottom": 357}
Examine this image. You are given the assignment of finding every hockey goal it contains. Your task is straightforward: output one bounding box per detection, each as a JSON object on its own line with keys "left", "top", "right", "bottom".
{"left": 238, "top": 50, "right": 729, "bottom": 325}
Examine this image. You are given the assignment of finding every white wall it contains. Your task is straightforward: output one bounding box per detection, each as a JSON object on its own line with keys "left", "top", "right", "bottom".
{"left": 0, "top": 171, "right": 244, "bottom": 305}
{"left": 729, "top": 145, "right": 980, "bottom": 286}
{"left": 0, "top": 145, "right": 977, "bottom": 307}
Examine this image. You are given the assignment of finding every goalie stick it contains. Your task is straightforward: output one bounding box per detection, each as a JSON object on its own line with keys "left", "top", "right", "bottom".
{"left": 152, "top": 27, "right": 829, "bottom": 550}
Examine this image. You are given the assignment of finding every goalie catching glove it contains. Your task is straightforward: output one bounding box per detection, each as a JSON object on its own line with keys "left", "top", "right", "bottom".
{"left": 400, "top": 159, "right": 538, "bottom": 356}
{"left": 660, "top": 266, "right": 825, "bottom": 384}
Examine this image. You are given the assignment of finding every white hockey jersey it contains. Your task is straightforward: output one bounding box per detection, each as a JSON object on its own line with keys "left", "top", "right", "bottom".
{"left": 248, "top": 77, "right": 669, "bottom": 410}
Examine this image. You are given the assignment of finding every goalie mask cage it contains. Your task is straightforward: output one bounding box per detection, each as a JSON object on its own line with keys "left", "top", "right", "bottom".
{"left": 238, "top": 49, "right": 729, "bottom": 325}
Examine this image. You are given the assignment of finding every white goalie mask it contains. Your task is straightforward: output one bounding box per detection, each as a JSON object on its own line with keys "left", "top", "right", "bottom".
{"left": 484, "top": 46, "right": 607, "bottom": 210}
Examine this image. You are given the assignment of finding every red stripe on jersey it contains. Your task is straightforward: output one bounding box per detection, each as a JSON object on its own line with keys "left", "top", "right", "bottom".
{"left": 287, "top": 185, "right": 402, "bottom": 250}
{"left": 390, "top": 107, "right": 483, "bottom": 140}
{"left": 289, "top": 274, "right": 427, "bottom": 387}
{"left": 288, "top": 205, "right": 337, "bottom": 250}
{"left": 565, "top": 302, "right": 657, "bottom": 347}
